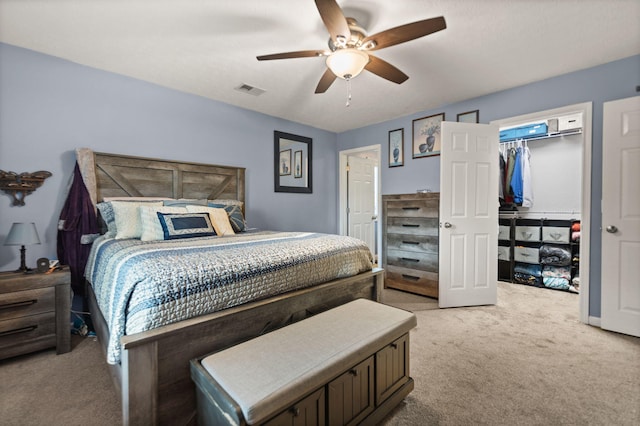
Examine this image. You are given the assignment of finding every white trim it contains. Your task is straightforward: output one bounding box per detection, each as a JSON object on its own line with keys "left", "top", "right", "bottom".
{"left": 588, "top": 316, "right": 601, "bottom": 328}
{"left": 491, "top": 101, "right": 592, "bottom": 324}
{"left": 338, "top": 144, "right": 382, "bottom": 261}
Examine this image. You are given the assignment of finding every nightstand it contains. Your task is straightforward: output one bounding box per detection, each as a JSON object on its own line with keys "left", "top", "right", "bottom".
{"left": 0, "top": 268, "right": 71, "bottom": 360}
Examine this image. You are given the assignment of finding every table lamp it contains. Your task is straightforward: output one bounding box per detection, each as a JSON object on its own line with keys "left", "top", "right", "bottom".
{"left": 4, "top": 222, "right": 41, "bottom": 272}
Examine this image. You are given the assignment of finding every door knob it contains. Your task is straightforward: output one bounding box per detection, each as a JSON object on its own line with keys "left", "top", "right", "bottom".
{"left": 606, "top": 225, "right": 618, "bottom": 234}
{"left": 443, "top": 222, "right": 452, "bottom": 228}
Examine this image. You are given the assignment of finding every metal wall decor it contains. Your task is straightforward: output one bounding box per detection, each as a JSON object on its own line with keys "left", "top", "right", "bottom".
{"left": 0, "top": 170, "right": 52, "bottom": 206}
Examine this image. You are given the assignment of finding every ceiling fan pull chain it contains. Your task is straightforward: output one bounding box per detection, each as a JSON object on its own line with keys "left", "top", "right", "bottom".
{"left": 346, "top": 76, "right": 352, "bottom": 107}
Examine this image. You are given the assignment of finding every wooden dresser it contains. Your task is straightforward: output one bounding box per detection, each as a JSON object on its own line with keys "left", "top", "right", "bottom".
{"left": 0, "top": 269, "right": 71, "bottom": 359}
{"left": 382, "top": 192, "right": 439, "bottom": 298}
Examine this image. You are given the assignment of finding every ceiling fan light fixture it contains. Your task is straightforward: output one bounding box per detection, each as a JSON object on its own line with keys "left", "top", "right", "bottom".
{"left": 326, "top": 48, "right": 369, "bottom": 80}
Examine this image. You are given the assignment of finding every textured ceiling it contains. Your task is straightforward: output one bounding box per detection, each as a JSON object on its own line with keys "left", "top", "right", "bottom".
{"left": 1, "top": 0, "right": 638, "bottom": 133}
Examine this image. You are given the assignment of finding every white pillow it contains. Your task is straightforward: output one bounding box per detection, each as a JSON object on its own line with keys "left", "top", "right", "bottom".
{"left": 139, "top": 206, "right": 188, "bottom": 241}
{"left": 111, "top": 201, "right": 163, "bottom": 239}
{"left": 186, "top": 205, "right": 235, "bottom": 236}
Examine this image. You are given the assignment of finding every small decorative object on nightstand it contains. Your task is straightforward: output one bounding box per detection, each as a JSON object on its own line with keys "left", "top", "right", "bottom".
{"left": 0, "top": 268, "right": 71, "bottom": 359}
{"left": 4, "top": 222, "right": 41, "bottom": 272}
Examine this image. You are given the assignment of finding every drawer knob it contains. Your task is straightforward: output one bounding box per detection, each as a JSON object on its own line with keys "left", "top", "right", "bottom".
{"left": 290, "top": 406, "right": 300, "bottom": 417}
{"left": 402, "top": 240, "right": 420, "bottom": 245}
{"left": 349, "top": 369, "right": 359, "bottom": 377}
{"left": 402, "top": 207, "right": 420, "bottom": 210}
{"left": 401, "top": 224, "right": 420, "bottom": 228}
{"left": 391, "top": 343, "right": 398, "bottom": 349}
{"left": 401, "top": 257, "right": 419, "bottom": 262}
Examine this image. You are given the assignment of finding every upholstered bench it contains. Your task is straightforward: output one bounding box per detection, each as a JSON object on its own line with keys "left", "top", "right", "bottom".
{"left": 190, "top": 298, "right": 417, "bottom": 426}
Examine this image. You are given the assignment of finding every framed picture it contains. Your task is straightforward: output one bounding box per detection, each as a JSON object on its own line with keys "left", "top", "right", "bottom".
{"left": 279, "top": 149, "right": 292, "bottom": 176}
{"left": 294, "top": 150, "right": 303, "bottom": 178}
{"left": 413, "top": 113, "right": 444, "bottom": 158}
{"left": 388, "top": 128, "right": 404, "bottom": 167}
{"left": 457, "top": 109, "right": 479, "bottom": 123}
{"left": 274, "top": 131, "right": 312, "bottom": 193}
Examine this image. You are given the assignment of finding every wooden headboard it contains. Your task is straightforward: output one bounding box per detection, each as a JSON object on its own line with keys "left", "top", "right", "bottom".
{"left": 93, "top": 152, "right": 245, "bottom": 208}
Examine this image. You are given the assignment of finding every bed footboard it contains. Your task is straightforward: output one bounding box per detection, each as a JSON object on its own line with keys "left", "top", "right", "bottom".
{"left": 88, "top": 268, "right": 384, "bottom": 425}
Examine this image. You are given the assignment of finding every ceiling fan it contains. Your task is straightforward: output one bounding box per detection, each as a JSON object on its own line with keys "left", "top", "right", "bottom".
{"left": 257, "top": 0, "right": 446, "bottom": 94}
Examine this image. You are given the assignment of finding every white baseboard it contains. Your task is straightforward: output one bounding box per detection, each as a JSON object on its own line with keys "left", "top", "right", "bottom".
{"left": 588, "top": 316, "right": 601, "bottom": 327}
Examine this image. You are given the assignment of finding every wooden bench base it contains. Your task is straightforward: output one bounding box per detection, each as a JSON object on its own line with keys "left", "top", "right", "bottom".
{"left": 191, "top": 299, "right": 416, "bottom": 426}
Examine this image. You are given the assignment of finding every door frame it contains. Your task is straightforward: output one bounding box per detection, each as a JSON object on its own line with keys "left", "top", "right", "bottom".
{"left": 491, "top": 101, "right": 592, "bottom": 325}
{"left": 338, "top": 144, "right": 382, "bottom": 261}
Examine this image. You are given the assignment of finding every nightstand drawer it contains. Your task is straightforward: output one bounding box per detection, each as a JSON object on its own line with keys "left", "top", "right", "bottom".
{"left": 0, "top": 312, "right": 56, "bottom": 347}
{"left": 0, "top": 287, "right": 55, "bottom": 321}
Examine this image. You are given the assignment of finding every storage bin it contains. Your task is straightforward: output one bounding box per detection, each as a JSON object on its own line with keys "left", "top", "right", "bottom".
{"left": 558, "top": 113, "right": 582, "bottom": 132}
{"left": 514, "top": 246, "right": 540, "bottom": 264}
{"left": 515, "top": 123, "right": 548, "bottom": 139}
{"left": 498, "top": 246, "right": 511, "bottom": 261}
{"left": 542, "top": 226, "right": 570, "bottom": 243}
{"left": 498, "top": 225, "right": 511, "bottom": 240}
{"left": 515, "top": 225, "right": 540, "bottom": 242}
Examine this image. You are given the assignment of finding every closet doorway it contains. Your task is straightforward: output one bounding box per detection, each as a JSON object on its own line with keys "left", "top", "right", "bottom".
{"left": 491, "top": 102, "right": 592, "bottom": 324}
{"left": 338, "top": 145, "right": 382, "bottom": 264}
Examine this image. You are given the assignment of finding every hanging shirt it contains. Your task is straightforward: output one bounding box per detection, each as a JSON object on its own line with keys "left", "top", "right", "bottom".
{"left": 522, "top": 146, "right": 534, "bottom": 207}
{"left": 505, "top": 147, "right": 517, "bottom": 203}
{"left": 511, "top": 147, "right": 523, "bottom": 205}
{"left": 499, "top": 152, "right": 506, "bottom": 202}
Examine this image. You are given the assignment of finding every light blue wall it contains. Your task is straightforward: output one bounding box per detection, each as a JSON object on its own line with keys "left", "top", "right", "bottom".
{"left": 2, "top": 41, "right": 638, "bottom": 318}
{"left": 0, "top": 43, "right": 338, "bottom": 271}
{"left": 338, "top": 54, "right": 640, "bottom": 318}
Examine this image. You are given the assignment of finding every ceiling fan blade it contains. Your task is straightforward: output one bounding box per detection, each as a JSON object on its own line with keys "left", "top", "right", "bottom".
{"left": 364, "top": 55, "right": 409, "bottom": 84}
{"left": 257, "top": 50, "right": 327, "bottom": 61}
{"left": 361, "top": 16, "right": 446, "bottom": 51}
{"left": 315, "top": 0, "right": 351, "bottom": 43}
{"left": 315, "top": 68, "right": 338, "bottom": 93}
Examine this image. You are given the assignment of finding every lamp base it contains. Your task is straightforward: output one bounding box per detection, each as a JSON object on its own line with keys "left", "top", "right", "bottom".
{"left": 14, "top": 266, "right": 34, "bottom": 273}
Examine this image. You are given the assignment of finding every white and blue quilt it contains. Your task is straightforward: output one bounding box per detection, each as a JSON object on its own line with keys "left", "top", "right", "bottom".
{"left": 85, "top": 231, "right": 373, "bottom": 364}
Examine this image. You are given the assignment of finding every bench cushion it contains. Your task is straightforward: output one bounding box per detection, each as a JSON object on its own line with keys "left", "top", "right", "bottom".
{"left": 200, "top": 298, "right": 417, "bottom": 425}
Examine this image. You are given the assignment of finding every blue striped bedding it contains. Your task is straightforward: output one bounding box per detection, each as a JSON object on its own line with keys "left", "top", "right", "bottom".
{"left": 85, "top": 231, "right": 373, "bottom": 364}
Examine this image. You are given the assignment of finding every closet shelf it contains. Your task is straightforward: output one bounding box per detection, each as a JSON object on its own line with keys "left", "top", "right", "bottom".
{"left": 500, "top": 128, "right": 582, "bottom": 143}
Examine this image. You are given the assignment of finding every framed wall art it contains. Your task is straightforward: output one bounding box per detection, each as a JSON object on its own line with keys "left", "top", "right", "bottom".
{"left": 274, "top": 131, "right": 312, "bottom": 193}
{"left": 388, "top": 128, "right": 404, "bottom": 167}
{"left": 457, "top": 109, "right": 479, "bottom": 123}
{"left": 412, "top": 113, "right": 444, "bottom": 158}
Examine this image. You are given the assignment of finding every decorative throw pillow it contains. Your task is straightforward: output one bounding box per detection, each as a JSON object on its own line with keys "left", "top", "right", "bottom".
{"left": 157, "top": 212, "right": 216, "bottom": 240}
{"left": 162, "top": 199, "right": 208, "bottom": 208}
{"left": 139, "top": 206, "right": 188, "bottom": 241}
{"left": 96, "top": 202, "right": 117, "bottom": 238}
{"left": 111, "top": 201, "right": 163, "bottom": 239}
{"left": 207, "top": 202, "right": 246, "bottom": 233}
{"left": 186, "top": 205, "right": 235, "bottom": 236}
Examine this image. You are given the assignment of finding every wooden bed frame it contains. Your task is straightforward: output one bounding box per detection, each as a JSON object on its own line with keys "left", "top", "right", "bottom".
{"left": 86, "top": 152, "right": 384, "bottom": 425}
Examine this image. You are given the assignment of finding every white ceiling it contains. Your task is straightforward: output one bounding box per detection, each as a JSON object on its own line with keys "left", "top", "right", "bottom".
{"left": 1, "top": 1, "right": 638, "bottom": 133}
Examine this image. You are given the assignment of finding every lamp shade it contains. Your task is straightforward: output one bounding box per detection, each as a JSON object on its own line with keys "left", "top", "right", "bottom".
{"left": 326, "top": 48, "right": 370, "bottom": 80}
{"left": 4, "top": 222, "right": 41, "bottom": 246}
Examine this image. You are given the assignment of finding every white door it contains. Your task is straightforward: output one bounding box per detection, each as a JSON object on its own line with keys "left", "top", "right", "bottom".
{"left": 348, "top": 156, "right": 377, "bottom": 254}
{"left": 601, "top": 96, "right": 640, "bottom": 337}
{"left": 439, "top": 122, "right": 500, "bottom": 308}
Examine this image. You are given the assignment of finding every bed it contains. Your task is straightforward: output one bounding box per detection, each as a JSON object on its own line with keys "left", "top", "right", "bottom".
{"left": 84, "top": 152, "right": 384, "bottom": 425}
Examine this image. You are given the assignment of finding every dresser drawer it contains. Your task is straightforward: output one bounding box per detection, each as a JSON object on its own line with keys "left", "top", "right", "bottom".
{"left": 514, "top": 246, "right": 539, "bottom": 264}
{"left": 385, "top": 199, "right": 438, "bottom": 218}
{"left": 0, "top": 312, "right": 56, "bottom": 347}
{"left": 386, "top": 217, "right": 439, "bottom": 237}
{"left": 386, "top": 233, "right": 438, "bottom": 254}
{"left": 0, "top": 287, "right": 55, "bottom": 321}
{"left": 386, "top": 249, "right": 438, "bottom": 272}
{"left": 515, "top": 226, "right": 540, "bottom": 242}
{"left": 385, "top": 265, "right": 438, "bottom": 298}
{"left": 542, "top": 226, "right": 570, "bottom": 243}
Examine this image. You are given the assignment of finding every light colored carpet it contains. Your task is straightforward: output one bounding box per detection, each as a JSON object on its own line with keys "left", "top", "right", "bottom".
{"left": 1, "top": 282, "right": 638, "bottom": 425}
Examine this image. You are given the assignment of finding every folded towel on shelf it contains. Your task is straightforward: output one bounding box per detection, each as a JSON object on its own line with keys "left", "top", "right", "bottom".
{"left": 543, "top": 277, "right": 570, "bottom": 290}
